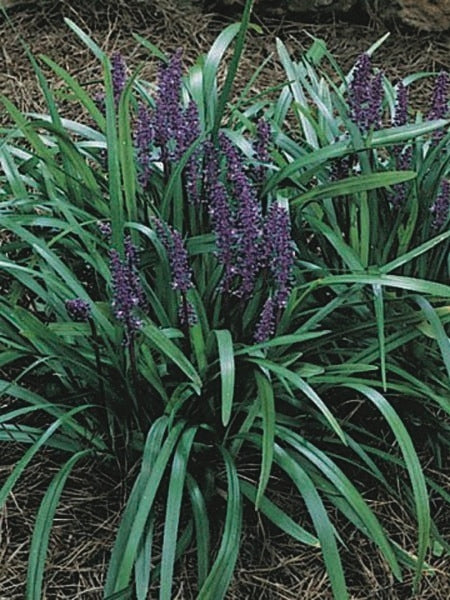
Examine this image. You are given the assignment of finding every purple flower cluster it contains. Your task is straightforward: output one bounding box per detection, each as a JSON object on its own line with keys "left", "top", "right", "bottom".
{"left": 109, "top": 237, "right": 145, "bottom": 346}
{"left": 154, "top": 220, "right": 193, "bottom": 293}
{"left": 254, "top": 297, "right": 276, "bottom": 343}
{"left": 135, "top": 103, "right": 154, "bottom": 187}
{"left": 112, "top": 52, "right": 127, "bottom": 107}
{"left": 348, "top": 53, "right": 384, "bottom": 132}
{"left": 263, "top": 203, "right": 294, "bottom": 309}
{"left": 133, "top": 51, "right": 201, "bottom": 199}
{"left": 66, "top": 298, "right": 91, "bottom": 322}
{"left": 431, "top": 179, "right": 450, "bottom": 230}
{"left": 220, "top": 133, "right": 263, "bottom": 298}
{"left": 428, "top": 71, "right": 449, "bottom": 143}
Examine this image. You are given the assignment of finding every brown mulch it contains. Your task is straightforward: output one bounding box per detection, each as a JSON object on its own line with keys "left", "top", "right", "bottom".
{"left": 1, "top": 1, "right": 450, "bottom": 598}
{"left": 1, "top": 441, "right": 450, "bottom": 599}
{"left": 0, "top": 0, "right": 450, "bottom": 126}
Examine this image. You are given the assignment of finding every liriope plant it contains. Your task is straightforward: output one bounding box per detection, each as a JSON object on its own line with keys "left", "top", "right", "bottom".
{"left": 0, "top": 1, "right": 449, "bottom": 598}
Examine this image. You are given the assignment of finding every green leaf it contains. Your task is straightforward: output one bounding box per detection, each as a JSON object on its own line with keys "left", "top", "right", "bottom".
{"left": 415, "top": 296, "right": 450, "bottom": 381}
{"left": 105, "top": 420, "right": 185, "bottom": 595}
{"left": 254, "top": 371, "right": 275, "bottom": 509}
{"left": 249, "top": 358, "right": 346, "bottom": 443}
{"left": 278, "top": 427, "right": 401, "bottom": 580}
{"left": 239, "top": 478, "right": 319, "bottom": 546}
{"left": 292, "top": 171, "right": 417, "bottom": 207}
{"left": 274, "top": 443, "right": 349, "bottom": 600}
{"left": 318, "top": 274, "right": 450, "bottom": 298}
{"left": 26, "top": 450, "right": 92, "bottom": 600}
{"left": 346, "top": 384, "right": 430, "bottom": 589}
{"left": 0, "top": 405, "right": 96, "bottom": 510}
{"left": 373, "top": 284, "right": 387, "bottom": 391}
{"left": 197, "top": 447, "right": 242, "bottom": 600}
{"left": 214, "top": 329, "right": 235, "bottom": 426}
{"left": 64, "top": 19, "right": 105, "bottom": 60}
{"left": 212, "top": 0, "right": 255, "bottom": 135}
{"left": 142, "top": 323, "right": 202, "bottom": 391}
{"left": 160, "top": 428, "right": 197, "bottom": 600}
{"left": 187, "top": 475, "right": 211, "bottom": 587}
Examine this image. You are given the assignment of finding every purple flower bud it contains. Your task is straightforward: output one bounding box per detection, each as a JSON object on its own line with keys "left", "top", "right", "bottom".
{"left": 109, "top": 240, "right": 144, "bottom": 346}
{"left": 263, "top": 203, "right": 294, "bottom": 309}
{"left": 66, "top": 298, "right": 91, "bottom": 322}
{"left": 98, "top": 221, "right": 112, "bottom": 239}
{"left": 254, "top": 297, "right": 276, "bottom": 343}
{"left": 154, "top": 219, "right": 193, "bottom": 293}
{"left": 112, "top": 52, "right": 127, "bottom": 107}
{"left": 431, "top": 179, "right": 450, "bottom": 230}
{"left": 94, "top": 92, "right": 106, "bottom": 114}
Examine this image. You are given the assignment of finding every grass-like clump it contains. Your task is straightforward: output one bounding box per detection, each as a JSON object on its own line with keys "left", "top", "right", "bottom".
{"left": 0, "top": 1, "right": 449, "bottom": 598}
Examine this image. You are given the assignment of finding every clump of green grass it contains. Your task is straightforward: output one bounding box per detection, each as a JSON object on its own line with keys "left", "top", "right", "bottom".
{"left": 0, "top": 1, "right": 449, "bottom": 598}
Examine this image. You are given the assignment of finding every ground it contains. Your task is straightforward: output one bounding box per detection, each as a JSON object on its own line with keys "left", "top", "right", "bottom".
{"left": 0, "top": 1, "right": 450, "bottom": 598}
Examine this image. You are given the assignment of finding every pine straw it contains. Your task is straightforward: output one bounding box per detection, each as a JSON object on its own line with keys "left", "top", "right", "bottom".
{"left": 0, "top": 0, "right": 450, "bottom": 127}
{"left": 1, "top": 1, "right": 450, "bottom": 598}
{"left": 1, "top": 441, "right": 449, "bottom": 599}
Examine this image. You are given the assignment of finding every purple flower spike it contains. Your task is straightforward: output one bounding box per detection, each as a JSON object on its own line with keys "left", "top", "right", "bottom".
{"left": 153, "top": 49, "right": 184, "bottom": 152}
{"left": 109, "top": 241, "right": 144, "bottom": 346}
{"left": 431, "top": 179, "right": 450, "bottom": 230}
{"left": 254, "top": 297, "right": 276, "bottom": 343}
{"left": 428, "top": 71, "right": 449, "bottom": 121}
{"left": 66, "top": 298, "right": 91, "bottom": 322}
{"left": 264, "top": 203, "right": 294, "bottom": 309}
{"left": 178, "top": 299, "right": 197, "bottom": 326}
{"left": 135, "top": 103, "right": 154, "bottom": 187}
{"left": 349, "top": 53, "right": 384, "bottom": 132}
{"left": 428, "top": 71, "right": 449, "bottom": 142}
{"left": 253, "top": 118, "right": 272, "bottom": 182}
{"left": 391, "top": 146, "right": 413, "bottom": 207}
{"left": 220, "top": 133, "right": 263, "bottom": 298}
{"left": 204, "top": 141, "right": 237, "bottom": 291}
{"left": 180, "top": 101, "right": 202, "bottom": 203}
{"left": 368, "top": 71, "right": 383, "bottom": 130}
{"left": 154, "top": 220, "right": 193, "bottom": 293}
{"left": 112, "top": 52, "right": 127, "bottom": 106}
{"left": 391, "top": 82, "right": 412, "bottom": 206}
{"left": 393, "top": 81, "right": 409, "bottom": 128}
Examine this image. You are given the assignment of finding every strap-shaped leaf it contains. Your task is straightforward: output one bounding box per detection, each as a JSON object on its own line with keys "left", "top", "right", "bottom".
{"left": 214, "top": 329, "right": 235, "bottom": 426}
{"left": 26, "top": 450, "right": 92, "bottom": 600}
